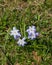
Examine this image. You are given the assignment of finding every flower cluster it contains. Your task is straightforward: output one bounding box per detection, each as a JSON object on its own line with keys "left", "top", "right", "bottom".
{"left": 10, "top": 26, "right": 39, "bottom": 46}
{"left": 26, "top": 26, "right": 39, "bottom": 40}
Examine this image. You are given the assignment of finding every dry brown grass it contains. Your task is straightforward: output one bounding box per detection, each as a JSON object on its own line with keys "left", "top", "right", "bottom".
{"left": 32, "top": 51, "right": 41, "bottom": 65}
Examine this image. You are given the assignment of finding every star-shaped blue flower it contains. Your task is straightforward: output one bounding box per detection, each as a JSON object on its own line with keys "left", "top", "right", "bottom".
{"left": 17, "top": 37, "right": 27, "bottom": 46}
{"left": 10, "top": 27, "right": 21, "bottom": 39}
{"left": 26, "top": 26, "right": 39, "bottom": 40}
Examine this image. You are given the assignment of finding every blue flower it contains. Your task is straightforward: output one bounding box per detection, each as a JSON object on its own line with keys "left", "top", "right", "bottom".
{"left": 28, "top": 32, "right": 39, "bottom": 40}
{"left": 10, "top": 27, "right": 21, "bottom": 39}
{"left": 26, "top": 26, "right": 39, "bottom": 40}
{"left": 28, "top": 33, "right": 36, "bottom": 40}
{"left": 26, "top": 26, "right": 36, "bottom": 35}
{"left": 17, "top": 37, "right": 27, "bottom": 46}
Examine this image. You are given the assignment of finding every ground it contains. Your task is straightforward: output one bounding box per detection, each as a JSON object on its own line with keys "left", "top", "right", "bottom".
{"left": 0, "top": 0, "right": 52, "bottom": 65}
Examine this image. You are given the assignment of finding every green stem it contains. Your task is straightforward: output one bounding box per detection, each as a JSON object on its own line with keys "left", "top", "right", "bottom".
{"left": 23, "top": 22, "right": 26, "bottom": 37}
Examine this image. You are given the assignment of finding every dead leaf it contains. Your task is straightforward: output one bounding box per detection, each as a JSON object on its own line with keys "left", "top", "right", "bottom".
{"left": 32, "top": 51, "right": 41, "bottom": 65}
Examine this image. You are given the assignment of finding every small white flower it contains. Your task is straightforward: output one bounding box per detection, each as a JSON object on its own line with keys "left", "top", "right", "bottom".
{"left": 10, "top": 27, "right": 21, "bottom": 39}
{"left": 26, "top": 26, "right": 36, "bottom": 34}
{"left": 17, "top": 38, "right": 27, "bottom": 46}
